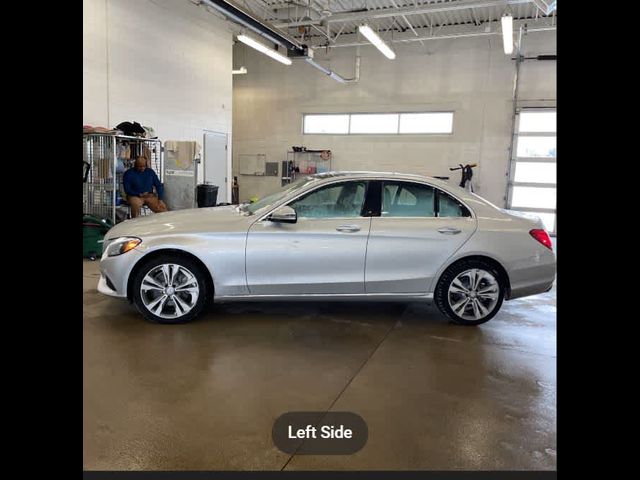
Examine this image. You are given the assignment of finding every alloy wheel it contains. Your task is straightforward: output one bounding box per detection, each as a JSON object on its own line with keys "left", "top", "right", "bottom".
{"left": 140, "top": 264, "right": 200, "bottom": 319}
{"left": 447, "top": 268, "right": 500, "bottom": 321}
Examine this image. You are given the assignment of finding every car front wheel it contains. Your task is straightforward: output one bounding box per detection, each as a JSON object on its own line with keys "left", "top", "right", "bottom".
{"left": 434, "top": 260, "right": 505, "bottom": 326}
{"left": 132, "top": 255, "right": 209, "bottom": 324}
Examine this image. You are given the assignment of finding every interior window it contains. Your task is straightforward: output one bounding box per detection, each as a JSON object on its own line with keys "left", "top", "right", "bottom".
{"left": 396, "top": 188, "right": 417, "bottom": 205}
{"left": 438, "top": 191, "right": 471, "bottom": 217}
{"left": 289, "top": 181, "right": 367, "bottom": 218}
{"left": 382, "top": 182, "right": 435, "bottom": 217}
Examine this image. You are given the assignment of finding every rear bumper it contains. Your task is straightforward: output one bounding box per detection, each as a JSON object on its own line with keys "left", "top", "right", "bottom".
{"left": 508, "top": 278, "right": 555, "bottom": 300}
{"left": 507, "top": 255, "right": 556, "bottom": 300}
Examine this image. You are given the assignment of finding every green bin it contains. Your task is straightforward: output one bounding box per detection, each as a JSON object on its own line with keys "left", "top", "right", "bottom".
{"left": 83, "top": 214, "right": 114, "bottom": 260}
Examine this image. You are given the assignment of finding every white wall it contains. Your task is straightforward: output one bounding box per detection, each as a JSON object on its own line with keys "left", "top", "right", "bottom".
{"left": 83, "top": 0, "right": 234, "bottom": 200}
{"left": 232, "top": 31, "right": 556, "bottom": 206}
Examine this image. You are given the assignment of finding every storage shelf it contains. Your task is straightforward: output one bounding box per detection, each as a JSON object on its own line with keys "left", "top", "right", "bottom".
{"left": 281, "top": 149, "right": 332, "bottom": 186}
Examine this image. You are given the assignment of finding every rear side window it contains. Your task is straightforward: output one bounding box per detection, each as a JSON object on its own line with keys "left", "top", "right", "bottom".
{"left": 382, "top": 182, "right": 436, "bottom": 217}
{"left": 379, "top": 181, "right": 471, "bottom": 218}
{"left": 437, "top": 190, "right": 471, "bottom": 217}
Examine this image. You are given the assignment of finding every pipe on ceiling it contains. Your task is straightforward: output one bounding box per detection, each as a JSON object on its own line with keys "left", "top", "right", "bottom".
{"left": 199, "top": 0, "right": 357, "bottom": 84}
{"left": 305, "top": 53, "right": 360, "bottom": 84}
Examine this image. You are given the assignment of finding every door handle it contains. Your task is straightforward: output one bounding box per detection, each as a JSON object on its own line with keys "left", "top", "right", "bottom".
{"left": 438, "top": 227, "right": 462, "bottom": 235}
{"left": 336, "top": 225, "right": 361, "bottom": 233}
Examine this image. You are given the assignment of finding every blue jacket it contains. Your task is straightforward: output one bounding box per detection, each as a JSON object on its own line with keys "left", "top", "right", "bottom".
{"left": 123, "top": 168, "right": 164, "bottom": 200}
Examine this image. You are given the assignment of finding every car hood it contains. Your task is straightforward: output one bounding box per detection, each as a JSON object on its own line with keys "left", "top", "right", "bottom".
{"left": 105, "top": 205, "right": 251, "bottom": 239}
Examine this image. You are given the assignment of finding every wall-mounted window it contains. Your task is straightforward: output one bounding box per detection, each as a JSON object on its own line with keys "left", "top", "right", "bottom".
{"left": 303, "top": 112, "right": 454, "bottom": 135}
{"left": 303, "top": 114, "right": 350, "bottom": 134}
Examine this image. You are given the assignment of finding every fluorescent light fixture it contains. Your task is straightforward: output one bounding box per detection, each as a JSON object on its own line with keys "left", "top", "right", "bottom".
{"left": 232, "top": 67, "right": 247, "bottom": 75}
{"left": 358, "top": 25, "right": 396, "bottom": 60}
{"left": 237, "top": 34, "right": 291, "bottom": 65}
{"left": 501, "top": 14, "right": 514, "bottom": 55}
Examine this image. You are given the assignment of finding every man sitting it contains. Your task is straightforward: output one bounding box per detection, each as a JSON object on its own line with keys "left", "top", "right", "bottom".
{"left": 123, "top": 156, "right": 168, "bottom": 218}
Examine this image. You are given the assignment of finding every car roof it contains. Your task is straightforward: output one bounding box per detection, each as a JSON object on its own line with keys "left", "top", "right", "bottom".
{"left": 308, "top": 171, "right": 449, "bottom": 187}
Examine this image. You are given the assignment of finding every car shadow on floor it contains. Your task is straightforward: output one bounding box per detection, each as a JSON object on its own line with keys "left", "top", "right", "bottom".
{"left": 206, "top": 300, "right": 449, "bottom": 326}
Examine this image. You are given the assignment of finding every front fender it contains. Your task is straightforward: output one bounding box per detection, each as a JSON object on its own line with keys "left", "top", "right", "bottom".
{"left": 130, "top": 233, "right": 249, "bottom": 297}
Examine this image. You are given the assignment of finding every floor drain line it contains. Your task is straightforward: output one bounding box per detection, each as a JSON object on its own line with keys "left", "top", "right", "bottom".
{"left": 280, "top": 320, "right": 399, "bottom": 471}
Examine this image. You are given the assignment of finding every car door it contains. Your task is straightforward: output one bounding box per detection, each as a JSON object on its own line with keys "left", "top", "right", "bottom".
{"left": 245, "top": 180, "right": 372, "bottom": 295}
{"left": 365, "top": 180, "right": 477, "bottom": 294}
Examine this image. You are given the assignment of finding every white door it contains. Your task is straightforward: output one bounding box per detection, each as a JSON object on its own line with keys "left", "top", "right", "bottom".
{"left": 203, "top": 131, "right": 228, "bottom": 202}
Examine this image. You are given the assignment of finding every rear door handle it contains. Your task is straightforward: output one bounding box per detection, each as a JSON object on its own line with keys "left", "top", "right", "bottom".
{"left": 438, "top": 227, "right": 462, "bottom": 235}
{"left": 336, "top": 224, "right": 361, "bottom": 232}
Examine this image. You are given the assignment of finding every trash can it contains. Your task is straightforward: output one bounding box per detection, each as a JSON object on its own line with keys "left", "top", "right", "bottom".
{"left": 83, "top": 214, "right": 114, "bottom": 260}
{"left": 197, "top": 183, "right": 219, "bottom": 208}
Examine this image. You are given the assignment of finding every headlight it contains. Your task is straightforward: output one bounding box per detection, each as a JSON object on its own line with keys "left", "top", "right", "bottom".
{"left": 105, "top": 237, "right": 142, "bottom": 257}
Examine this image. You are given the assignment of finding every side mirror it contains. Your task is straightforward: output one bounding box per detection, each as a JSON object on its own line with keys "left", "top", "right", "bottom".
{"left": 269, "top": 205, "right": 297, "bottom": 223}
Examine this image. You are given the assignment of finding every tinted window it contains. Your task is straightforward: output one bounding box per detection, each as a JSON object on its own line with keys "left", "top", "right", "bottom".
{"left": 246, "top": 176, "right": 316, "bottom": 214}
{"left": 382, "top": 182, "right": 435, "bottom": 217}
{"left": 438, "top": 191, "right": 471, "bottom": 217}
{"left": 289, "top": 181, "right": 366, "bottom": 218}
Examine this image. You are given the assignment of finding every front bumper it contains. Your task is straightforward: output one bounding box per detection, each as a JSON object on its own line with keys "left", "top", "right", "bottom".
{"left": 97, "top": 275, "right": 122, "bottom": 297}
{"left": 98, "top": 247, "right": 145, "bottom": 299}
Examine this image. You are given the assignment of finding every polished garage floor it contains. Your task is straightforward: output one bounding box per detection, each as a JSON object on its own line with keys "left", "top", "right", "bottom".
{"left": 83, "top": 260, "right": 556, "bottom": 471}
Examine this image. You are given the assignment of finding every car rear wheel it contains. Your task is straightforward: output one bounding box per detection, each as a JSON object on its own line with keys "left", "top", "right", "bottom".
{"left": 434, "top": 259, "right": 504, "bottom": 326}
{"left": 132, "top": 255, "right": 209, "bottom": 324}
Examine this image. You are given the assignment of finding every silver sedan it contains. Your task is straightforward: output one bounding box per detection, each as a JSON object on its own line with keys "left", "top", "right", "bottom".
{"left": 98, "top": 172, "right": 556, "bottom": 325}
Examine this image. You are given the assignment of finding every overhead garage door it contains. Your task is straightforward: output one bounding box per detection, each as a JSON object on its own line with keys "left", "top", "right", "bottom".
{"left": 507, "top": 109, "right": 557, "bottom": 234}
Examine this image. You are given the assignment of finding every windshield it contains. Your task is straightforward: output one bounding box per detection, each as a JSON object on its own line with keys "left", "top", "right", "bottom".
{"left": 244, "top": 176, "right": 317, "bottom": 214}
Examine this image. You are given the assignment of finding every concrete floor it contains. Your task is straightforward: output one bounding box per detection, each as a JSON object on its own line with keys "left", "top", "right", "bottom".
{"left": 83, "top": 260, "right": 556, "bottom": 471}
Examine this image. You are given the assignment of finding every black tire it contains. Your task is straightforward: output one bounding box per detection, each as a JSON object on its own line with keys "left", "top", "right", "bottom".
{"left": 434, "top": 259, "right": 505, "bottom": 326}
{"left": 132, "top": 255, "right": 210, "bottom": 324}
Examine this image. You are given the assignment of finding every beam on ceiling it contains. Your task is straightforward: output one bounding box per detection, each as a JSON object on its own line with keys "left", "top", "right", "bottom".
{"left": 274, "top": 0, "right": 533, "bottom": 28}
{"left": 389, "top": 0, "right": 424, "bottom": 45}
{"left": 308, "top": 17, "right": 556, "bottom": 48}
{"left": 531, "top": 0, "right": 557, "bottom": 15}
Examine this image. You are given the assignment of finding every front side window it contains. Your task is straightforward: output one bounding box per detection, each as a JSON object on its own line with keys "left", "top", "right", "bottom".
{"left": 382, "top": 182, "right": 436, "bottom": 217}
{"left": 288, "top": 181, "right": 367, "bottom": 218}
{"left": 245, "top": 176, "right": 316, "bottom": 214}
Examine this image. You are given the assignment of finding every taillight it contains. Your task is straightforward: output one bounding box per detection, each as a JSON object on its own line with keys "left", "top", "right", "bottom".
{"left": 529, "top": 229, "right": 553, "bottom": 250}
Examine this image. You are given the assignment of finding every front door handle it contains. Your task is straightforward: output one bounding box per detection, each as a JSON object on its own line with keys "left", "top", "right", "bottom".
{"left": 336, "top": 224, "right": 361, "bottom": 233}
{"left": 438, "top": 227, "right": 462, "bottom": 235}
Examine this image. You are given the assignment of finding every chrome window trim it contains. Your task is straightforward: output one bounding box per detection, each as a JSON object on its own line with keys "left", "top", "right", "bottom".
{"left": 253, "top": 176, "right": 476, "bottom": 224}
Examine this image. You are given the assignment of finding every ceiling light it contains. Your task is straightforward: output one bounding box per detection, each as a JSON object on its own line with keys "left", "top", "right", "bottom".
{"left": 501, "top": 14, "right": 514, "bottom": 55}
{"left": 237, "top": 34, "right": 292, "bottom": 65}
{"left": 358, "top": 25, "right": 396, "bottom": 60}
{"left": 232, "top": 67, "right": 248, "bottom": 75}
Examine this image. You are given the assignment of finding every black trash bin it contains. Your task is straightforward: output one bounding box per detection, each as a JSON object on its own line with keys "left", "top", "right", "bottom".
{"left": 197, "top": 183, "right": 219, "bottom": 207}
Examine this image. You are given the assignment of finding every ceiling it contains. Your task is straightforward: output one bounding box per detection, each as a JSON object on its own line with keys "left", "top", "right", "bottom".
{"left": 234, "top": 0, "right": 557, "bottom": 48}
